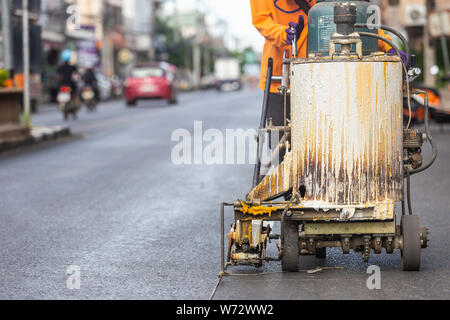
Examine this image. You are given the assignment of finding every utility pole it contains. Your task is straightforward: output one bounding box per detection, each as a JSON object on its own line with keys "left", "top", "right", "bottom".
{"left": 191, "top": 0, "right": 203, "bottom": 89}
{"left": 215, "top": 18, "right": 227, "bottom": 57}
{"left": 438, "top": 10, "right": 450, "bottom": 76}
{"left": 149, "top": 0, "right": 156, "bottom": 61}
{"left": 203, "top": 44, "right": 210, "bottom": 77}
{"left": 424, "top": 0, "right": 437, "bottom": 87}
{"left": 172, "top": 0, "right": 180, "bottom": 43}
{"left": 22, "top": 0, "right": 31, "bottom": 127}
{"left": 192, "top": 10, "right": 202, "bottom": 89}
{"left": 101, "top": 0, "right": 114, "bottom": 76}
{"left": 1, "top": 0, "right": 13, "bottom": 74}
{"left": 193, "top": 41, "right": 201, "bottom": 88}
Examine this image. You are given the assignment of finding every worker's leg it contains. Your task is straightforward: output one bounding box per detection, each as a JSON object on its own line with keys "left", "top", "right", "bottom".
{"left": 266, "top": 93, "right": 291, "bottom": 165}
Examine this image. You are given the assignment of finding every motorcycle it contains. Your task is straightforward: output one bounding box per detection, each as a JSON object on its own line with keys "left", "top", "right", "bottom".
{"left": 110, "top": 75, "right": 123, "bottom": 99}
{"left": 403, "top": 84, "right": 449, "bottom": 125}
{"left": 81, "top": 85, "right": 97, "bottom": 112}
{"left": 57, "top": 86, "right": 80, "bottom": 121}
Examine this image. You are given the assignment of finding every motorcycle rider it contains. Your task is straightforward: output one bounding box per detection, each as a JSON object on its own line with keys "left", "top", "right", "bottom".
{"left": 57, "top": 50, "right": 79, "bottom": 104}
{"left": 82, "top": 67, "right": 100, "bottom": 103}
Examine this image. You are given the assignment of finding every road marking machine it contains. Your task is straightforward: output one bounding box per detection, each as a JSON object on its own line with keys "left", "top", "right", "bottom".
{"left": 221, "top": 1, "right": 437, "bottom": 272}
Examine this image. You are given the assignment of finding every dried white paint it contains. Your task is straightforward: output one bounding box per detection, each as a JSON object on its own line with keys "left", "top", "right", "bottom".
{"left": 290, "top": 58, "right": 403, "bottom": 205}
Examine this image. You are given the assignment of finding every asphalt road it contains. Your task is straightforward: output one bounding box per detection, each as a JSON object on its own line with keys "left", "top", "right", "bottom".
{"left": 0, "top": 89, "right": 449, "bottom": 300}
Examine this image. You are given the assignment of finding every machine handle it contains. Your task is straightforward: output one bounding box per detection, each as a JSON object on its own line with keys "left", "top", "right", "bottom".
{"left": 259, "top": 58, "right": 273, "bottom": 130}
{"left": 253, "top": 57, "right": 274, "bottom": 188}
{"left": 291, "top": 26, "right": 298, "bottom": 58}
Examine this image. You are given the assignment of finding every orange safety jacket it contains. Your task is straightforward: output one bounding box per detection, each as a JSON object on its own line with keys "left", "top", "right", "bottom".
{"left": 251, "top": 0, "right": 393, "bottom": 93}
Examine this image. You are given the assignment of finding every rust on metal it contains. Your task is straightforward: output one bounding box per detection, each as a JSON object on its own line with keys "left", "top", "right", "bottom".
{"left": 235, "top": 201, "right": 395, "bottom": 221}
{"left": 247, "top": 151, "right": 293, "bottom": 201}
{"left": 248, "top": 55, "right": 403, "bottom": 207}
{"left": 292, "top": 56, "right": 403, "bottom": 205}
{"left": 239, "top": 201, "right": 280, "bottom": 216}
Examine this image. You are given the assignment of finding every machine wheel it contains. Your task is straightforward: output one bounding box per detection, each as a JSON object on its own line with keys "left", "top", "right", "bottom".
{"left": 315, "top": 247, "right": 326, "bottom": 259}
{"left": 168, "top": 96, "right": 178, "bottom": 105}
{"left": 126, "top": 100, "right": 136, "bottom": 107}
{"left": 401, "top": 215, "right": 421, "bottom": 271}
{"left": 281, "top": 220, "right": 299, "bottom": 272}
{"left": 168, "top": 90, "right": 178, "bottom": 105}
{"left": 87, "top": 102, "right": 97, "bottom": 111}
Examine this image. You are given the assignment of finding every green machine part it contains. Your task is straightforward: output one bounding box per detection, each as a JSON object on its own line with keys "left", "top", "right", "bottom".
{"left": 308, "top": 0, "right": 379, "bottom": 56}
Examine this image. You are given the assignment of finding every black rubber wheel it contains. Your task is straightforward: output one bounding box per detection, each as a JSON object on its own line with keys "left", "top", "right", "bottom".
{"left": 315, "top": 247, "right": 326, "bottom": 259}
{"left": 281, "top": 220, "right": 299, "bottom": 272}
{"left": 126, "top": 100, "right": 136, "bottom": 107}
{"left": 63, "top": 107, "right": 69, "bottom": 121}
{"left": 168, "top": 92, "right": 178, "bottom": 105}
{"left": 401, "top": 215, "right": 421, "bottom": 271}
{"left": 87, "top": 102, "right": 97, "bottom": 111}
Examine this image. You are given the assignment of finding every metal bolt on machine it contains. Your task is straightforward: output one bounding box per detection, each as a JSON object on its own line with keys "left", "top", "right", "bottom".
{"left": 221, "top": 1, "right": 436, "bottom": 272}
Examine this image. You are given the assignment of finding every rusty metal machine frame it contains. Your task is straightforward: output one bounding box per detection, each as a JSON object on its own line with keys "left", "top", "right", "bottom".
{"left": 221, "top": 200, "right": 400, "bottom": 268}
{"left": 221, "top": 2, "right": 435, "bottom": 273}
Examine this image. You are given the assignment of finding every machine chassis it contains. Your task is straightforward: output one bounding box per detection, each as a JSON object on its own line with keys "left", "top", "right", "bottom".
{"left": 221, "top": 201, "right": 429, "bottom": 272}
{"left": 221, "top": 3, "right": 434, "bottom": 274}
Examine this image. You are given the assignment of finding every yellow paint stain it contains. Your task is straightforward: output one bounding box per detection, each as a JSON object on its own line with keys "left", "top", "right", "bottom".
{"left": 239, "top": 201, "right": 279, "bottom": 217}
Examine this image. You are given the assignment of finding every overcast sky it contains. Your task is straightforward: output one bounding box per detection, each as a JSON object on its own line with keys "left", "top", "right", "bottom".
{"left": 164, "top": 0, "right": 264, "bottom": 53}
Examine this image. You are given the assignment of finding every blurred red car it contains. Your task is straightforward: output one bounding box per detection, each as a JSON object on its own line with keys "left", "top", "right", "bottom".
{"left": 124, "top": 62, "right": 178, "bottom": 107}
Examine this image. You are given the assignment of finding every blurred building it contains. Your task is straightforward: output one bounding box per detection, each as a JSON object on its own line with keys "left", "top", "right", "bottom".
{"left": 166, "top": 10, "right": 216, "bottom": 88}
{"left": 103, "top": 0, "right": 125, "bottom": 77}
{"left": 41, "top": 0, "right": 127, "bottom": 100}
{"left": 40, "top": 0, "right": 65, "bottom": 62}
{"left": 40, "top": 0, "right": 127, "bottom": 74}
{"left": 381, "top": 0, "right": 450, "bottom": 38}
{"left": 381, "top": 0, "right": 450, "bottom": 85}
{"left": 65, "top": 0, "right": 102, "bottom": 69}
{"left": 40, "top": 0, "right": 66, "bottom": 102}
{"left": 123, "top": 0, "right": 154, "bottom": 63}
{"left": 1, "top": 0, "right": 230, "bottom": 99}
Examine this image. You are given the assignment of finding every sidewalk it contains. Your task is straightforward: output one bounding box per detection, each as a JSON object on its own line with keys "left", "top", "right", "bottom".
{"left": 30, "top": 125, "right": 71, "bottom": 142}
{"left": 0, "top": 101, "right": 70, "bottom": 152}
{"left": 0, "top": 124, "right": 71, "bottom": 152}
